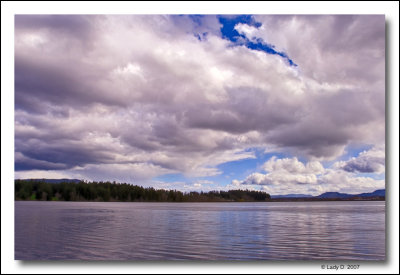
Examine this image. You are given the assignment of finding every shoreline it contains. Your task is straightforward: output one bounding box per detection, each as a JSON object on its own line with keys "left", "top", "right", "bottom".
{"left": 14, "top": 198, "right": 385, "bottom": 203}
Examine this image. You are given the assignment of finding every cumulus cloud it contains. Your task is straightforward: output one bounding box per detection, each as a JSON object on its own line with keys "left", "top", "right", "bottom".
{"left": 14, "top": 15, "right": 385, "bottom": 189}
{"left": 334, "top": 146, "right": 385, "bottom": 174}
{"left": 234, "top": 154, "right": 384, "bottom": 195}
{"left": 239, "top": 157, "right": 324, "bottom": 186}
{"left": 318, "top": 169, "right": 385, "bottom": 194}
{"left": 263, "top": 156, "right": 324, "bottom": 174}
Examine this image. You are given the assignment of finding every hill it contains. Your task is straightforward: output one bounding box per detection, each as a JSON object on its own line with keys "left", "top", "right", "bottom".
{"left": 271, "top": 194, "right": 313, "bottom": 199}
{"left": 22, "top": 178, "right": 82, "bottom": 184}
{"left": 316, "top": 189, "right": 385, "bottom": 199}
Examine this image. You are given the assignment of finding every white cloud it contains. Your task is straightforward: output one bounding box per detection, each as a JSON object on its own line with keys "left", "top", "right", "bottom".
{"left": 234, "top": 23, "right": 259, "bottom": 38}
{"left": 319, "top": 169, "right": 385, "bottom": 194}
{"left": 234, "top": 155, "right": 384, "bottom": 195}
{"left": 241, "top": 157, "right": 324, "bottom": 186}
{"left": 262, "top": 156, "right": 324, "bottom": 174}
{"left": 194, "top": 180, "right": 215, "bottom": 185}
{"left": 15, "top": 170, "right": 73, "bottom": 180}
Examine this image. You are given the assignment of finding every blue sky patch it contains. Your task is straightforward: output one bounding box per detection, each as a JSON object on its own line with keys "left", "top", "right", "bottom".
{"left": 218, "top": 15, "right": 261, "bottom": 43}
{"left": 154, "top": 148, "right": 292, "bottom": 188}
{"left": 217, "top": 15, "right": 297, "bottom": 66}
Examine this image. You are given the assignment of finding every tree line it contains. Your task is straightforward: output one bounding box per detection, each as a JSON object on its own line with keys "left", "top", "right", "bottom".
{"left": 14, "top": 179, "right": 271, "bottom": 202}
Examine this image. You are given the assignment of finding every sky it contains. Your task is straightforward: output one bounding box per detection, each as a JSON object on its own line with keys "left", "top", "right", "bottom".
{"left": 14, "top": 14, "right": 386, "bottom": 195}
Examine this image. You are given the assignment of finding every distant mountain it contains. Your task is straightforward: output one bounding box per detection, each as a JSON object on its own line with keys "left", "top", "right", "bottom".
{"left": 271, "top": 194, "right": 313, "bottom": 199}
{"left": 357, "top": 189, "right": 385, "bottom": 197}
{"left": 316, "top": 192, "right": 353, "bottom": 199}
{"left": 18, "top": 178, "right": 82, "bottom": 184}
{"left": 316, "top": 189, "right": 385, "bottom": 199}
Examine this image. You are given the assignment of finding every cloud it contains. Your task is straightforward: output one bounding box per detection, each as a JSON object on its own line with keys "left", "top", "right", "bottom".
{"left": 234, "top": 154, "right": 384, "bottom": 195}
{"left": 151, "top": 179, "right": 225, "bottom": 193}
{"left": 318, "top": 169, "right": 385, "bottom": 194}
{"left": 263, "top": 156, "right": 324, "bottom": 174}
{"left": 252, "top": 15, "right": 385, "bottom": 83}
{"left": 14, "top": 15, "right": 385, "bottom": 188}
{"left": 334, "top": 146, "right": 385, "bottom": 174}
{"left": 239, "top": 157, "right": 324, "bottom": 186}
{"left": 15, "top": 152, "right": 68, "bottom": 171}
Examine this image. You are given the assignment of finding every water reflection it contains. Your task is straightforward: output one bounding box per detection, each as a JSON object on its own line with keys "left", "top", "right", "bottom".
{"left": 15, "top": 201, "right": 385, "bottom": 260}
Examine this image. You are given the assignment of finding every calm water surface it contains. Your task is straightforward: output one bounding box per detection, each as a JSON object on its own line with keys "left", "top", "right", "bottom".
{"left": 15, "top": 201, "right": 385, "bottom": 260}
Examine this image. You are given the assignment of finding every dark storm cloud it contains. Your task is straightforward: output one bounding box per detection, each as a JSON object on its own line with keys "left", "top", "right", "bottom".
{"left": 15, "top": 137, "right": 118, "bottom": 171}
{"left": 15, "top": 57, "right": 89, "bottom": 109}
{"left": 266, "top": 88, "right": 385, "bottom": 158}
{"left": 15, "top": 14, "right": 95, "bottom": 45}
{"left": 14, "top": 56, "right": 126, "bottom": 113}
{"left": 15, "top": 152, "right": 68, "bottom": 171}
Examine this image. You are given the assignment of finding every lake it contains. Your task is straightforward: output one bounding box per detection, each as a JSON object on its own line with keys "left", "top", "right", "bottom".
{"left": 14, "top": 201, "right": 385, "bottom": 260}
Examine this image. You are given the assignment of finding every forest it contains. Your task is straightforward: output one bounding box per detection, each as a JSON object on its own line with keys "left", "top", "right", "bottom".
{"left": 14, "top": 179, "right": 271, "bottom": 202}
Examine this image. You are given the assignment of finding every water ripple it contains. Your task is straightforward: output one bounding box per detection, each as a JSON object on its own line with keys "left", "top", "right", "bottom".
{"left": 15, "top": 201, "right": 385, "bottom": 260}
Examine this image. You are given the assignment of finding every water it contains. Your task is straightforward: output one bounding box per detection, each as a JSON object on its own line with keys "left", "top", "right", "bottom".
{"left": 14, "top": 201, "right": 385, "bottom": 260}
